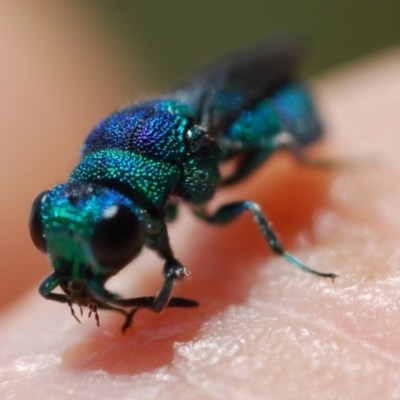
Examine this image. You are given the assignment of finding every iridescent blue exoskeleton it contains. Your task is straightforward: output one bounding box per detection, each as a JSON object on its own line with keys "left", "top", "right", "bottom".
{"left": 29, "top": 37, "right": 336, "bottom": 332}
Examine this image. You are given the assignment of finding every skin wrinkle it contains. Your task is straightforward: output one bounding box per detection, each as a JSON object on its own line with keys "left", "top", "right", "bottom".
{"left": 249, "top": 299, "right": 400, "bottom": 366}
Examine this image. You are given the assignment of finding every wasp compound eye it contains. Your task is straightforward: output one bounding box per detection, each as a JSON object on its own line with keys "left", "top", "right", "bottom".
{"left": 91, "top": 205, "right": 145, "bottom": 269}
{"left": 29, "top": 191, "right": 49, "bottom": 253}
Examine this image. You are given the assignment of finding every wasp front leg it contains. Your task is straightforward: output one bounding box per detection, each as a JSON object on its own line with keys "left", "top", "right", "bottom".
{"left": 152, "top": 256, "right": 189, "bottom": 312}
{"left": 39, "top": 273, "right": 84, "bottom": 323}
{"left": 144, "top": 221, "right": 191, "bottom": 312}
{"left": 39, "top": 273, "right": 71, "bottom": 305}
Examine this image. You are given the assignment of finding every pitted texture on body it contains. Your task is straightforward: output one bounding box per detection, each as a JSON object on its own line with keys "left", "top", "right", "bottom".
{"left": 83, "top": 100, "right": 194, "bottom": 163}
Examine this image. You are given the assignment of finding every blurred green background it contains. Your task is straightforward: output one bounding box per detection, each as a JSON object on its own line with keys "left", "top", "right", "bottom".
{"left": 83, "top": 1, "right": 400, "bottom": 88}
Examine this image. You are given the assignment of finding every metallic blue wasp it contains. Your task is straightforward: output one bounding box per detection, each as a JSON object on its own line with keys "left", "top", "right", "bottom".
{"left": 29, "top": 37, "right": 336, "bottom": 332}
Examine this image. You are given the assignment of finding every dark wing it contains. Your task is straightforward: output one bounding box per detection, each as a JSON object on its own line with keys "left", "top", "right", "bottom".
{"left": 168, "top": 35, "right": 307, "bottom": 136}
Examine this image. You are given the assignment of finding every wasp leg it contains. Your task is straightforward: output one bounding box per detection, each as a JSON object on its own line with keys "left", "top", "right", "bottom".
{"left": 152, "top": 257, "right": 188, "bottom": 313}
{"left": 39, "top": 273, "right": 61, "bottom": 296}
{"left": 91, "top": 302, "right": 138, "bottom": 333}
{"left": 109, "top": 295, "right": 198, "bottom": 310}
{"left": 220, "top": 131, "right": 334, "bottom": 187}
{"left": 113, "top": 295, "right": 198, "bottom": 332}
{"left": 221, "top": 148, "right": 272, "bottom": 186}
{"left": 39, "top": 275, "right": 84, "bottom": 323}
{"left": 148, "top": 224, "right": 195, "bottom": 313}
{"left": 100, "top": 295, "right": 198, "bottom": 333}
{"left": 220, "top": 131, "right": 302, "bottom": 187}
{"left": 86, "top": 279, "right": 198, "bottom": 317}
{"left": 194, "top": 200, "right": 337, "bottom": 280}
{"left": 68, "top": 300, "right": 82, "bottom": 324}
{"left": 120, "top": 308, "right": 137, "bottom": 333}
{"left": 38, "top": 273, "right": 71, "bottom": 303}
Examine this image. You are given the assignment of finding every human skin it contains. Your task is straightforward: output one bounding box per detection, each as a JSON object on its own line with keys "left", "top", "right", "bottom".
{"left": 2, "top": 4, "right": 400, "bottom": 400}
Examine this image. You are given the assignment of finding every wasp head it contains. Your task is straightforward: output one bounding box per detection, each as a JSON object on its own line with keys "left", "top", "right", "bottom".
{"left": 29, "top": 182, "right": 146, "bottom": 279}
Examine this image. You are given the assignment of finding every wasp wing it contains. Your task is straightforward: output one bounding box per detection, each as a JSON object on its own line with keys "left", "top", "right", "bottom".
{"left": 168, "top": 35, "right": 307, "bottom": 136}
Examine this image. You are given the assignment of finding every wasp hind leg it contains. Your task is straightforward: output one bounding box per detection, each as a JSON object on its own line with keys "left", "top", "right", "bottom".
{"left": 194, "top": 200, "right": 337, "bottom": 280}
